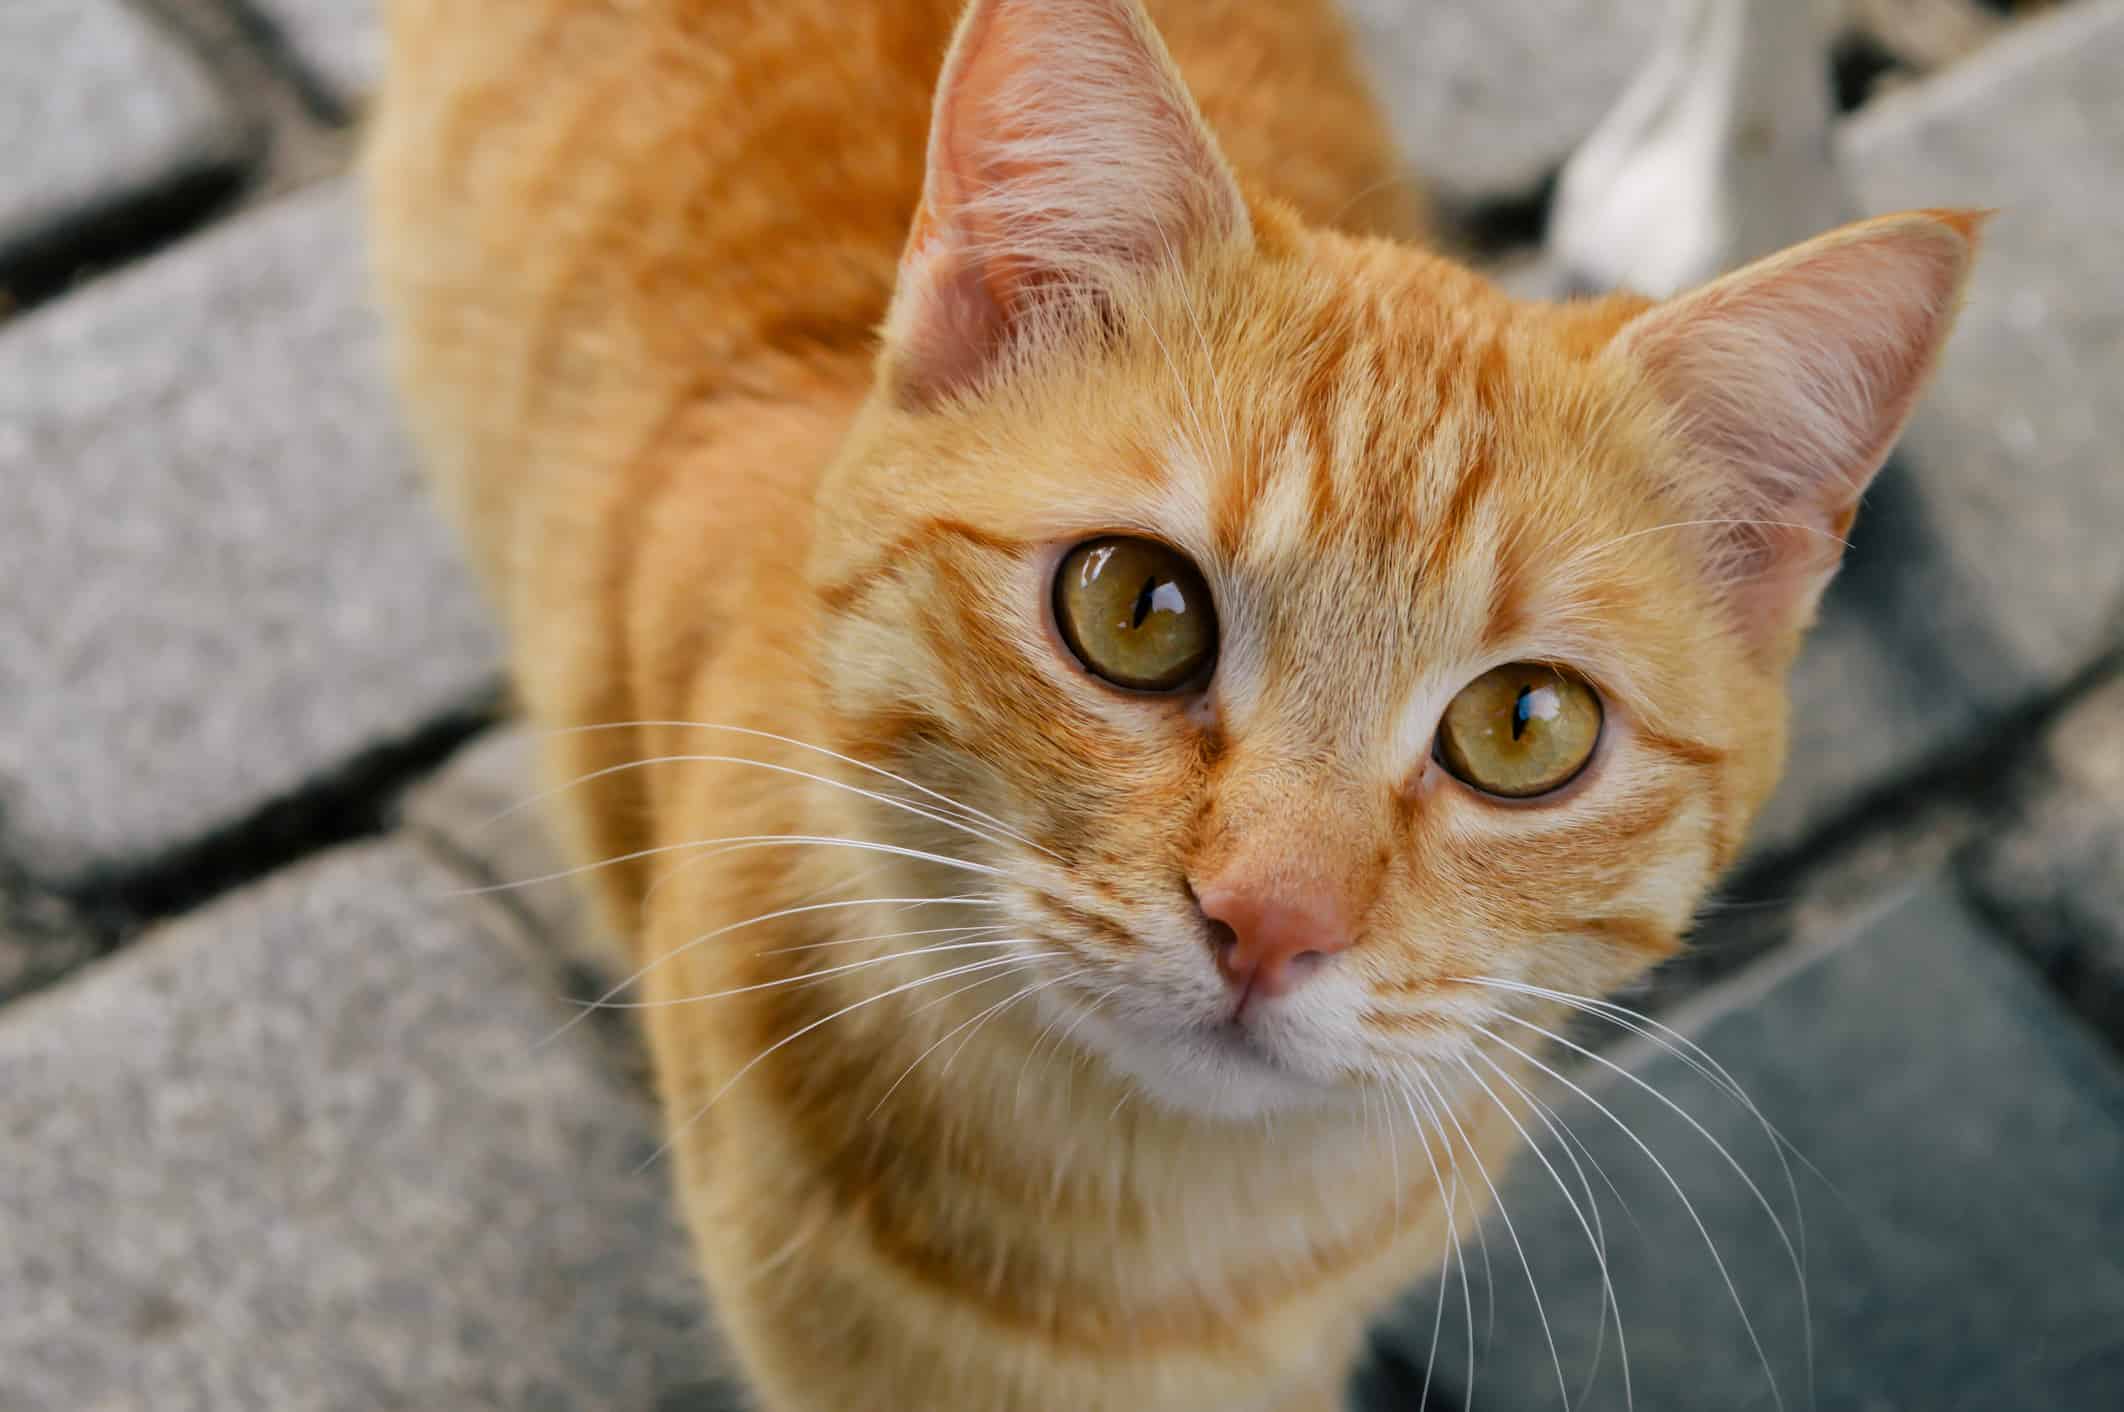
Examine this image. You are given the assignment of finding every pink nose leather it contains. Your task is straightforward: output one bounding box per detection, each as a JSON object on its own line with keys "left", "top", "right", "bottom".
{"left": 1195, "top": 881, "right": 1353, "bottom": 1001}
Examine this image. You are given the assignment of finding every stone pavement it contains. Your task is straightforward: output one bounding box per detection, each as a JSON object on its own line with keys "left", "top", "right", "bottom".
{"left": 0, "top": 843, "right": 722, "bottom": 1412}
{"left": 1379, "top": 879, "right": 2124, "bottom": 1410}
{"left": 0, "top": 1, "right": 250, "bottom": 297}
{"left": 1, "top": 2, "right": 2119, "bottom": 1409}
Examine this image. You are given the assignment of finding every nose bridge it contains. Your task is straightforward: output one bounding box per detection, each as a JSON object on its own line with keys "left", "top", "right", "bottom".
{"left": 1190, "top": 741, "right": 1391, "bottom": 923}
{"left": 1189, "top": 743, "right": 1394, "bottom": 1002}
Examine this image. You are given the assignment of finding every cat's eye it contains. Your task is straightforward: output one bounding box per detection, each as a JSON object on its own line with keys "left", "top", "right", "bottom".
{"left": 1436, "top": 663, "right": 1603, "bottom": 799}
{"left": 1053, "top": 537, "right": 1217, "bottom": 692}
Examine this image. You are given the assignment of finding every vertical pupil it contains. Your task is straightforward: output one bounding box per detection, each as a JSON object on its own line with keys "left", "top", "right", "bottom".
{"left": 1512, "top": 684, "right": 1533, "bottom": 741}
{"left": 1130, "top": 577, "right": 1158, "bottom": 629}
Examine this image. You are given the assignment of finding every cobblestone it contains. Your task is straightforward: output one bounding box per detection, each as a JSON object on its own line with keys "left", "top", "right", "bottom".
{"left": 1381, "top": 877, "right": 2124, "bottom": 1408}
{"left": 1757, "top": 0, "right": 2124, "bottom": 852}
{"left": 0, "top": 840, "right": 720, "bottom": 1412}
{"left": 1344, "top": 0, "right": 1656, "bottom": 204}
{"left": 1840, "top": 0, "right": 2124, "bottom": 689}
{"left": 1755, "top": 526, "right": 1998, "bottom": 854}
{"left": 0, "top": 0, "right": 250, "bottom": 287}
{"left": 401, "top": 729, "right": 600, "bottom": 966}
{"left": 1965, "top": 670, "right": 2124, "bottom": 1042}
{"left": 247, "top": 0, "right": 383, "bottom": 106}
{"left": 0, "top": 180, "right": 500, "bottom": 892}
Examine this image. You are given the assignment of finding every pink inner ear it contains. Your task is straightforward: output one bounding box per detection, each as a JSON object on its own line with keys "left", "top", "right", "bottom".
{"left": 885, "top": 0, "right": 1250, "bottom": 407}
{"left": 1616, "top": 210, "right": 1984, "bottom": 648}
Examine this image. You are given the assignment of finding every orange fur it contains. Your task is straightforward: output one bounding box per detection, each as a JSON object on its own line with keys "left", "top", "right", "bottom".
{"left": 364, "top": 2, "right": 1979, "bottom": 1407}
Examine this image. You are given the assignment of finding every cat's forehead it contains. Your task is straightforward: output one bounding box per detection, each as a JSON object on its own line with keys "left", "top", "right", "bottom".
{"left": 1160, "top": 295, "right": 1562, "bottom": 594}
{"left": 1156, "top": 412, "right": 1508, "bottom": 750}
{"left": 1103, "top": 269, "right": 1675, "bottom": 747}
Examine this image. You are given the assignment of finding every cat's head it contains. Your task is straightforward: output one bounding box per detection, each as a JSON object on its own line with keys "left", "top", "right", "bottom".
{"left": 810, "top": 0, "right": 1980, "bottom": 1118}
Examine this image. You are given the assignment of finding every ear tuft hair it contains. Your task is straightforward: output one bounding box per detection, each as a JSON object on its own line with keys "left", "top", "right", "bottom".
{"left": 883, "top": 0, "right": 1250, "bottom": 408}
{"left": 1613, "top": 208, "right": 1987, "bottom": 653}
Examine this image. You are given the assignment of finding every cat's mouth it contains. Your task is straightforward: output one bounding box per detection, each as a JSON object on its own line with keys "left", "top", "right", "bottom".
{"left": 1024, "top": 965, "right": 1325, "bottom": 1116}
{"left": 1209, "top": 1021, "right": 1329, "bottom": 1094}
{"left": 1204, "top": 1012, "right": 1279, "bottom": 1063}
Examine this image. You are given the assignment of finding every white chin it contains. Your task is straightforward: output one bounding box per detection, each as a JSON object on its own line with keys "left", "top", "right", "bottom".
{"left": 1067, "top": 1007, "right": 1342, "bottom": 1120}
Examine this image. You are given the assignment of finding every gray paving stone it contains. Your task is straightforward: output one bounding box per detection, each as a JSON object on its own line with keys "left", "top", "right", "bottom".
{"left": 1745, "top": 0, "right": 2124, "bottom": 855}
{"left": 248, "top": 0, "right": 383, "bottom": 104}
{"left": 1965, "top": 671, "right": 2124, "bottom": 1041}
{"left": 1345, "top": 0, "right": 1658, "bottom": 203}
{"left": 1753, "top": 457, "right": 2008, "bottom": 854}
{"left": 1380, "top": 877, "right": 2124, "bottom": 1409}
{"left": 0, "top": 180, "right": 501, "bottom": 890}
{"left": 1839, "top": 0, "right": 2124, "bottom": 687}
{"left": 402, "top": 727, "right": 605, "bottom": 974}
{"left": 0, "top": 839, "right": 723, "bottom": 1412}
{"left": 0, "top": 0, "right": 249, "bottom": 280}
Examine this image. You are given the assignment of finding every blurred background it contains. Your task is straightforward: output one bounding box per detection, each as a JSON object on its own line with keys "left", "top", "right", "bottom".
{"left": 1, "top": 0, "right": 2119, "bottom": 1408}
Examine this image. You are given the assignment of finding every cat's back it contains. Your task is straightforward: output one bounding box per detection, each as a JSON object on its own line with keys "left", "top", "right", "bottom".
{"left": 368, "top": 0, "right": 947, "bottom": 430}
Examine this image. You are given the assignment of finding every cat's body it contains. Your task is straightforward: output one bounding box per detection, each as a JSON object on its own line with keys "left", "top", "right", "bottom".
{"left": 367, "top": 2, "right": 1978, "bottom": 1408}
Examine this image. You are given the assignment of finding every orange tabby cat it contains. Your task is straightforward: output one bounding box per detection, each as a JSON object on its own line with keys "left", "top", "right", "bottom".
{"left": 365, "top": 1, "right": 1980, "bottom": 1407}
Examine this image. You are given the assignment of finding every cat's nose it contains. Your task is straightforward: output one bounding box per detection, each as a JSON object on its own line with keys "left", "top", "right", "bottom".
{"left": 1194, "top": 880, "right": 1353, "bottom": 1002}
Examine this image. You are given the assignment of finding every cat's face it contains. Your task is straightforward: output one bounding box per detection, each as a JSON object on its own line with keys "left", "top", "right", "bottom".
{"left": 814, "top": 231, "right": 1785, "bottom": 1117}
{"left": 807, "top": 0, "right": 1975, "bottom": 1118}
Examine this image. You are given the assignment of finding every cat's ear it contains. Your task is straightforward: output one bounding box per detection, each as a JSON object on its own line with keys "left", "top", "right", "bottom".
{"left": 883, "top": 0, "right": 1251, "bottom": 407}
{"left": 1612, "top": 209, "right": 1985, "bottom": 655}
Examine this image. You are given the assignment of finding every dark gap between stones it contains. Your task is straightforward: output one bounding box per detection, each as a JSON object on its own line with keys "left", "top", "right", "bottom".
{"left": 1351, "top": 1325, "right": 1464, "bottom": 1411}
{"left": 1642, "top": 645, "right": 2124, "bottom": 1035}
{"left": 1831, "top": 28, "right": 1909, "bottom": 113}
{"left": 0, "top": 855, "right": 104, "bottom": 1008}
{"left": 0, "top": 160, "right": 251, "bottom": 320}
{"left": 69, "top": 685, "right": 505, "bottom": 933}
{"left": 1434, "top": 166, "right": 1560, "bottom": 260}
{"left": 1962, "top": 880, "right": 2124, "bottom": 1057}
{"left": 219, "top": 0, "right": 358, "bottom": 126}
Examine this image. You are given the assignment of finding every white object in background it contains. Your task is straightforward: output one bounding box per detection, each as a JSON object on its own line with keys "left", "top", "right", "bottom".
{"left": 1547, "top": 0, "right": 1851, "bottom": 297}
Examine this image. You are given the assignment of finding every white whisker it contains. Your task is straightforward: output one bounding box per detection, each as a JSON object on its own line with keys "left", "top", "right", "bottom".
{"left": 1409, "top": 1077, "right": 1498, "bottom": 1354}
{"left": 449, "top": 832, "right": 1008, "bottom": 901}
{"left": 1417, "top": 1070, "right": 1573, "bottom": 1410}
{"left": 1380, "top": 1081, "right": 1404, "bottom": 1233}
{"left": 645, "top": 951, "right": 1064, "bottom": 1170}
{"left": 1392, "top": 1076, "right": 1471, "bottom": 1408}
{"left": 1035, "top": 980, "right": 1123, "bottom": 1112}
{"left": 1460, "top": 1048, "right": 1632, "bottom": 1410}
{"left": 761, "top": 919, "right": 1014, "bottom": 955}
{"left": 870, "top": 964, "right": 1078, "bottom": 1116}
{"left": 1574, "top": 516, "right": 1850, "bottom": 561}
{"left": 1473, "top": 1021, "right": 1788, "bottom": 1412}
{"left": 489, "top": 750, "right": 1056, "bottom": 861}
{"left": 535, "top": 720, "right": 1041, "bottom": 846}
{"left": 580, "top": 938, "right": 1036, "bottom": 1011}
{"left": 1465, "top": 976, "right": 1819, "bottom": 1311}
{"left": 539, "top": 894, "right": 995, "bottom": 1047}
{"left": 1476, "top": 995, "right": 1813, "bottom": 1371}
{"left": 1403, "top": 1077, "right": 1480, "bottom": 1407}
{"left": 1468, "top": 975, "right": 1818, "bottom": 1398}
{"left": 940, "top": 968, "right": 1083, "bottom": 1077}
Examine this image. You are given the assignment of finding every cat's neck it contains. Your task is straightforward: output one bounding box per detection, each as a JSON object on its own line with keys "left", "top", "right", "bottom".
{"left": 698, "top": 903, "right": 1509, "bottom": 1330}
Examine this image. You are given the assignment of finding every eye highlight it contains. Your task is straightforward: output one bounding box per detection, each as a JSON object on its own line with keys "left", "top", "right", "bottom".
{"left": 1053, "top": 537, "right": 1216, "bottom": 692}
{"left": 1436, "top": 663, "right": 1603, "bottom": 798}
